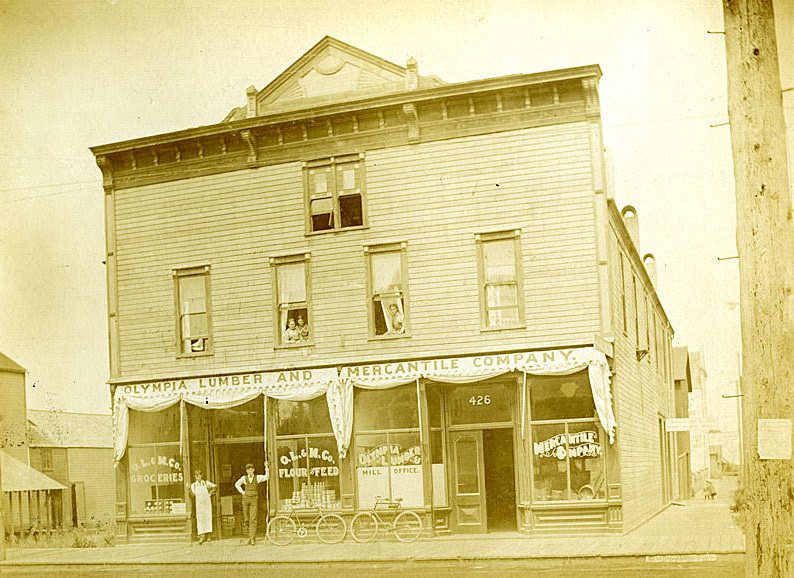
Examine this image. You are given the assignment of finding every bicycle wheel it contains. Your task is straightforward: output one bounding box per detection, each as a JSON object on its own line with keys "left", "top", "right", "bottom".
{"left": 316, "top": 513, "right": 347, "bottom": 544}
{"left": 393, "top": 511, "right": 422, "bottom": 543}
{"left": 267, "top": 515, "right": 297, "bottom": 545}
{"left": 350, "top": 512, "right": 379, "bottom": 543}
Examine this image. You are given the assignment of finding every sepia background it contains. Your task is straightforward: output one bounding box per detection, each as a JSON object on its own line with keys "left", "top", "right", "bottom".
{"left": 2, "top": 0, "right": 791, "bottom": 464}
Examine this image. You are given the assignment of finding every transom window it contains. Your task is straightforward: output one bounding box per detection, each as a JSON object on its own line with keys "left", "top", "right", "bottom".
{"left": 271, "top": 254, "right": 312, "bottom": 346}
{"left": 366, "top": 243, "right": 408, "bottom": 337}
{"left": 174, "top": 266, "right": 212, "bottom": 355}
{"left": 305, "top": 155, "right": 365, "bottom": 233}
{"left": 477, "top": 231, "right": 523, "bottom": 329}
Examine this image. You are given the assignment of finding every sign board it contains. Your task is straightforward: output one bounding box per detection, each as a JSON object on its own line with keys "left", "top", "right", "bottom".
{"left": 758, "top": 419, "right": 792, "bottom": 460}
{"left": 665, "top": 417, "right": 718, "bottom": 432}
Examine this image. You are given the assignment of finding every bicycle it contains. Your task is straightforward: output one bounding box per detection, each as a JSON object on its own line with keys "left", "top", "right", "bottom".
{"left": 266, "top": 502, "right": 346, "bottom": 545}
{"left": 350, "top": 496, "right": 423, "bottom": 543}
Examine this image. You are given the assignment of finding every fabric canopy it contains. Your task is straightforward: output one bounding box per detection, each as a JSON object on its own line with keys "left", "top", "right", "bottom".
{"left": 1, "top": 451, "right": 66, "bottom": 492}
{"left": 112, "top": 347, "right": 617, "bottom": 463}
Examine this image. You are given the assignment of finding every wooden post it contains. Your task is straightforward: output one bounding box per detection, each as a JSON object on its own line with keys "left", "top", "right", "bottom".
{"left": 0, "top": 460, "right": 5, "bottom": 560}
{"left": 723, "top": 1, "right": 794, "bottom": 577}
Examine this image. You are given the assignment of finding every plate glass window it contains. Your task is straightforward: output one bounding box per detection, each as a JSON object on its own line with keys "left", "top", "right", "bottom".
{"left": 306, "top": 157, "right": 364, "bottom": 232}
{"left": 368, "top": 247, "right": 407, "bottom": 336}
{"left": 529, "top": 372, "right": 606, "bottom": 502}
{"left": 275, "top": 397, "right": 342, "bottom": 511}
{"left": 176, "top": 267, "right": 211, "bottom": 354}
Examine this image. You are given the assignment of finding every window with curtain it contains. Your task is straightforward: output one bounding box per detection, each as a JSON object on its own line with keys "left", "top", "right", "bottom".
{"left": 272, "top": 255, "right": 311, "bottom": 346}
{"left": 528, "top": 372, "right": 606, "bottom": 502}
{"left": 354, "top": 385, "right": 422, "bottom": 508}
{"left": 367, "top": 244, "right": 408, "bottom": 337}
{"left": 175, "top": 266, "right": 212, "bottom": 355}
{"left": 274, "top": 397, "right": 341, "bottom": 511}
{"left": 477, "top": 231, "right": 522, "bottom": 329}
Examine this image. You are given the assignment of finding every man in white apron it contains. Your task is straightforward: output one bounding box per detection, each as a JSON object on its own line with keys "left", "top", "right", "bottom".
{"left": 190, "top": 470, "right": 217, "bottom": 544}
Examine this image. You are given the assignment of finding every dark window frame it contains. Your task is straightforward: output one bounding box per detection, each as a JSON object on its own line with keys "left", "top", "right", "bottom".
{"left": 304, "top": 154, "right": 367, "bottom": 234}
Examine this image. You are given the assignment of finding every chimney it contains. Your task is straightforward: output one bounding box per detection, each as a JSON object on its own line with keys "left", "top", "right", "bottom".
{"left": 643, "top": 253, "right": 657, "bottom": 287}
{"left": 406, "top": 57, "right": 419, "bottom": 91}
{"left": 621, "top": 205, "right": 640, "bottom": 250}
{"left": 246, "top": 86, "right": 257, "bottom": 118}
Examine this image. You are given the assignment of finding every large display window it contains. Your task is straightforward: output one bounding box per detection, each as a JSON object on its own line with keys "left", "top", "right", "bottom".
{"left": 127, "top": 406, "right": 185, "bottom": 515}
{"left": 275, "top": 397, "right": 342, "bottom": 511}
{"left": 529, "top": 372, "right": 606, "bottom": 502}
{"left": 354, "top": 385, "right": 423, "bottom": 508}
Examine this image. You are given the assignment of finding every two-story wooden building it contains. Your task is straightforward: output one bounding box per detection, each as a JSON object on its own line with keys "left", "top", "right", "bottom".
{"left": 91, "top": 37, "right": 677, "bottom": 543}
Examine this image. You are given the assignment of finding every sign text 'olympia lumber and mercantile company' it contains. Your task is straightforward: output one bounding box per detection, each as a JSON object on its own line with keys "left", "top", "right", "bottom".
{"left": 117, "top": 367, "right": 339, "bottom": 398}
{"left": 343, "top": 348, "right": 589, "bottom": 380}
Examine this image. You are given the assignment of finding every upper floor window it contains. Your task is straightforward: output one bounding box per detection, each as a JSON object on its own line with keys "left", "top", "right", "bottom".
{"left": 305, "top": 155, "right": 365, "bottom": 233}
{"left": 477, "top": 230, "right": 523, "bottom": 329}
{"left": 40, "top": 448, "right": 53, "bottom": 472}
{"left": 366, "top": 243, "right": 408, "bottom": 337}
{"left": 174, "top": 266, "right": 212, "bottom": 355}
{"left": 271, "top": 254, "right": 312, "bottom": 347}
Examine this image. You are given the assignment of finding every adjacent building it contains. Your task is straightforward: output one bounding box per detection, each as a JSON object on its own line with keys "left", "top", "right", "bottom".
{"left": 27, "top": 410, "right": 115, "bottom": 529}
{"left": 91, "top": 37, "right": 677, "bottom": 543}
{"left": 1, "top": 352, "right": 66, "bottom": 537}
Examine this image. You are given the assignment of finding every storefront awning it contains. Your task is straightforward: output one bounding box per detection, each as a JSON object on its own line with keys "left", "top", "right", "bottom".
{"left": 111, "top": 347, "right": 617, "bottom": 463}
{"left": 1, "top": 451, "right": 66, "bottom": 492}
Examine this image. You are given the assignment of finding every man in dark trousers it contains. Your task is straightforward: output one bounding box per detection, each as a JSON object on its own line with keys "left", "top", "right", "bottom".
{"left": 234, "top": 462, "right": 269, "bottom": 545}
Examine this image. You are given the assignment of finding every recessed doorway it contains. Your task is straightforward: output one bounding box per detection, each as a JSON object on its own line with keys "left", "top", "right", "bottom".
{"left": 483, "top": 428, "right": 517, "bottom": 531}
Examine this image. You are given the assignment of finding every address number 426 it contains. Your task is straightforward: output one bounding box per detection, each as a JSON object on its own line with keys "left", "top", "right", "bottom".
{"left": 468, "top": 395, "right": 492, "bottom": 406}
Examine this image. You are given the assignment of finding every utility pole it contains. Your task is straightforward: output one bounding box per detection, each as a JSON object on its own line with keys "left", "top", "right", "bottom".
{"left": 723, "top": 1, "right": 794, "bottom": 577}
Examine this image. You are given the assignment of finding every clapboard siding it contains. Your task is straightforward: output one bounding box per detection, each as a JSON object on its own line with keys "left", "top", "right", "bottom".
{"left": 113, "top": 123, "right": 600, "bottom": 380}
{"left": 605, "top": 217, "right": 676, "bottom": 532}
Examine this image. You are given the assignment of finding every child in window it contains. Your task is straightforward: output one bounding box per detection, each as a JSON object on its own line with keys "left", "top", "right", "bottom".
{"left": 388, "top": 303, "right": 404, "bottom": 334}
{"left": 284, "top": 318, "right": 301, "bottom": 343}
{"left": 297, "top": 315, "right": 310, "bottom": 341}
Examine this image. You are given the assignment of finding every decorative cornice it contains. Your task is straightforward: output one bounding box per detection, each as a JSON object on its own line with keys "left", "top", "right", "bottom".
{"left": 241, "top": 130, "right": 258, "bottom": 163}
{"left": 402, "top": 103, "right": 420, "bottom": 142}
{"left": 95, "top": 155, "right": 114, "bottom": 192}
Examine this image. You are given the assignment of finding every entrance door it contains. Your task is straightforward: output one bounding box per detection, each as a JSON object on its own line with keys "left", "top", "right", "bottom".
{"left": 213, "top": 441, "right": 266, "bottom": 538}
{"left": 450, "top": 430, "right": 487, "bottom": 533}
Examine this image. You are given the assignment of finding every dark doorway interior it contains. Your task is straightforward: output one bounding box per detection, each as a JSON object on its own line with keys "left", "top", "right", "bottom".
{"left": 213, "top": 442, "right": 267, "bottom": 537}
{"left": 483, "top": 428, "right": 516, "bottom": 531}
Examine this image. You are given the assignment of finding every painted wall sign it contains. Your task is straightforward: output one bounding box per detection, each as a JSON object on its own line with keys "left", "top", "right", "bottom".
{"left": 665, "top": 417, "right": 718, "bottom": 432}
{"left": 344, "top": 348, "right": 586, "bottom": 381}
{"left": 533, "top": 431, "right": 601, "bottom": 460}
{"left": 116, "top": 367, "right": 339, "bottom": 399}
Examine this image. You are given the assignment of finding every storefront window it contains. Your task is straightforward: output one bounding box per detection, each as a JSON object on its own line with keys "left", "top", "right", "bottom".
{"left": 529, "top": 372, "right": 605, "bottom": 502}
{"left": 354, "top": 385, "right": 423, "bottom": 508}
{"left": 128, "top": 406, "right": 184, "bottom": 515}
{"left": 275, "top": 397, "right": 341, "bottom": 511}
{"left": 212, "top": 398, "right": 264, "bottom": 439}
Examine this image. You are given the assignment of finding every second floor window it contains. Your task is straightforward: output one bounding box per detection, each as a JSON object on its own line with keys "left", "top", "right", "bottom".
{"left": 272, "top": 255, "right": 312, "bottom": 346}
{"left": 175, "top": 266, "right": 212, "bottom": 355}
{"left": 367, "top": 244, "right": 408, "bottom": 337}
{"left": 478, "top": 231, "right": 523, "bottom": 329}
{"left": 305, "top": 155, "right": 365, "bottom": 233}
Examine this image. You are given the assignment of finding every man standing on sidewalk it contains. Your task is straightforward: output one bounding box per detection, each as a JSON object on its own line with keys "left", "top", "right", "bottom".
{"left": 234, "top": 463, "right": 269, "bottom": 545}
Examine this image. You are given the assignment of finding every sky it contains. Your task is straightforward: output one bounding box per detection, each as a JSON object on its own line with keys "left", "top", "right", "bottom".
{"left": 1, "top": 0, "right": 773, "bottom": 462}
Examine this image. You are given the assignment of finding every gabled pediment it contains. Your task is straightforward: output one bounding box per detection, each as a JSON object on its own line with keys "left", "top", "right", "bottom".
{"left": 225, "top": 36, "right": 444, "bottom": 120}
